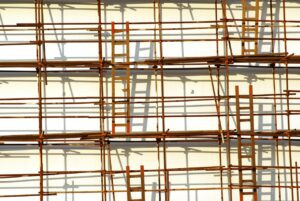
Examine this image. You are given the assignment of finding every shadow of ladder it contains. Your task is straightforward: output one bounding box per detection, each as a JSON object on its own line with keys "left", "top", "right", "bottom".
{"left": 131, "top": 42, "right": 153, "bottom": 132}
{"left": 235, "top": 85, "right": 258, "bottom": 201}
{"left": 126, "top": 165, "right": 145, "bottom": 201}
{"left": 257, "top": 103, "right": 275, "bottom": 201}
{"left": 259, "top": 0, "right": 280, "bottom": 54}
{"left": 258, "top": 144, "right": 276, "bottom": 201}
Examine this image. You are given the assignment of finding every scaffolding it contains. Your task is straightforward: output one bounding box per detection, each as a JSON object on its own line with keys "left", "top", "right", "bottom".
{"left": 0, "top": 0, "right": 300, "bottom": 201}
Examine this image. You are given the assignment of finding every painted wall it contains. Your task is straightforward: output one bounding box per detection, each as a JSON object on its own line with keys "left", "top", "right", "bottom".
{"left": 0, "top": 1, "right": 299, "bottom": 201}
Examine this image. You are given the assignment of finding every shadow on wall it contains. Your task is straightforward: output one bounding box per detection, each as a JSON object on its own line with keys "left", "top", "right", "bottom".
{"left": 0, "top": 0, "right": 299, "bottom": 59}
{"left": 0, "top": 1, "right": 299, "bottom": 201}
{"left": 0, "top": 67, "right": 299, "bottom": 134}
{"left": 0, "top": 141, "right": 298, "bottom": 201}
{"left": 0, "top": 68, "right": 299, "bottom": 134}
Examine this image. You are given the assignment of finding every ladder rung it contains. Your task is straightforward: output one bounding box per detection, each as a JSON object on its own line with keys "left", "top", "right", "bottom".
{"left": 114, "top": 53, "right": 128, "bottom": 57}
{"left": 241, "top": 155, "right": 253, "bottom": 158}
{"left": 113, "top": 101, "right": 128, "bottom": 104}
{"left": 240, "top": 107, "right": 250, "bottom": 110}
{"left": 244, "top": 49, "right": 256, "bottom": 53}
{"left": 131, "top": 199, "right": 143, "bottom": 201}
{"left": 245, "top": 27, "right": 256, "bottom": 32}
{"left": 242, "top": 179, "right": 254, "bottom": 183}
{"left": 239, "top": 118, "right": 251, "bottom": 122}
{"left": 245, "top": 5, "right": 256, "bottom": 11}
{"left": 114, "top": 41, "right": 127, "bottom": 45}
{"left": 122, "top": 88, "right": 129, "bottom": 92}
{"left": 243, "top": 39, "right": 256, "bottom": 42}
{"left": 114, "top": 123, "right": 128, "bottom": 127}
{"left": 114, "top": 112, "right": 127, "bottom": 116}
{"left": 114, "top": 77, "right": 128, "bottom": 81}
{"left": 242, "top": 192, "right": 255, "bottom": 195}
{"left": 130, "top": 175, "right": 141, "bottom": 178}
{"left": 130, "top": 187, "right": 143, "bottom": 192}
{"left": 244, "top": 17, "right": 257, "bottom": 21}
{"left": 114, "top": 65, "right": 129, "bottom": 69}
{"left": 114, "top": 29, "right": 126, "bottom": 33}
{"left": 241, "top": 143, "right": 253, "bottom": 147}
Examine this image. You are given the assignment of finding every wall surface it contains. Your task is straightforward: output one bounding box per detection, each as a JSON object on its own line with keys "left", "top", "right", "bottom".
{"left": 0, "top": 1, "right": 300, "bottom": 201}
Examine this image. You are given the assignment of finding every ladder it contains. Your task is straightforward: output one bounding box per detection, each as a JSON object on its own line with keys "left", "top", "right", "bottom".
{"left": 126, "top": 165, "right": 145, "bottom": 201}
{"left": 111, "top": 21, "right": 131, "bottom": 134}
{"left": 235, "top": 85, "right": 258, "bottom": 201}
{"left": 241, "top": 0, "right": 260, "bottom": 55}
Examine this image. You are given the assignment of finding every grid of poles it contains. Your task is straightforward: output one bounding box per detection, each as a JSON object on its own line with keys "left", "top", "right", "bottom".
{"left": 0, "top": 0, "right": 300, "bottom": 201}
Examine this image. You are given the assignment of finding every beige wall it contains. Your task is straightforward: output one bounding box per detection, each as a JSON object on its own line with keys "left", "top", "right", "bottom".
{"left": 0, "top": 1, "right": 299, "bottom": 201}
